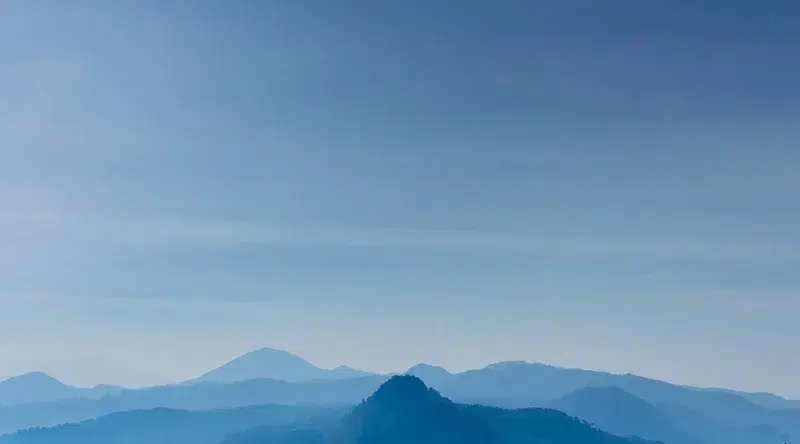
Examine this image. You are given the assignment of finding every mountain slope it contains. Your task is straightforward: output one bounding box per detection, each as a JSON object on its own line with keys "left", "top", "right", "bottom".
{"left": 552, "top": 386, "right": 698, "bottom": 444}
{"left": 413, "top": 361, "right": 800, "bottom": 441}
{"left": 193, "top": 348, "right": 374, "bottom": 384}
{"left": 0, "top": 373, "right": 122, "bottom": 407}
{"left": 343, "top": 375, "right": 658, "bottom": 444}
{"left": 552, "top": 386, "right": 795, "bottom": 444}
{"left": 226, "top": 376, "right": 658, "bottom": 444}
{"left": 0, "top": 375, "right": 388, "bottom": 434}
{"left": 693, "top": 387, "right": 800, "bottom": 411}
{"left": 405, "top": 363, "right": 452, "bottom": 387}
{"left": 339, "top": 375, "right": 492, "bottom": 444}
{"left": 0, "top": 404, "right": 346, "bottom": 444}
{"left": 0, "top": 373, "right": 74, "bottom": 406}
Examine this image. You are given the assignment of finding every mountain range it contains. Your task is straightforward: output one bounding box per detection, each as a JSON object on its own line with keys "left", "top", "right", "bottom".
{"left": 550, "top": 386, "right": 791, "bottom": 444}
{"left": 189, "top": 348, "right": 374, "bottom": 384}
{"left": 0, "top": 347, "right": 797, "bottom": 444}
{"left": 0, "top": 372, "right": 123, "bottom": 407}
{"left": 326, "top": 375, "right": 654, "bottom": 444}
{"left": 0, "top": 376, "right": 657, "bottom": 444}
{"left": 0, "top": 404, "right": 347, "bottom": 444}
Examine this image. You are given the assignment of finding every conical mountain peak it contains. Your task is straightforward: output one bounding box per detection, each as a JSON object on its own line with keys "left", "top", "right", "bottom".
{"left": 365, "top": 375, "right": 444, "bottom": 406}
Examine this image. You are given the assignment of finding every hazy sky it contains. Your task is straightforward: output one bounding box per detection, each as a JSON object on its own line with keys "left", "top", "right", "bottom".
{"left": 1, "top": 1, "right": 799, "bottom": 396}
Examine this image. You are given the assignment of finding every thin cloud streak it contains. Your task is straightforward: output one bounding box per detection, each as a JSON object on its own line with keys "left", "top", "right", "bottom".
{"left": 1, "top": 209, "right": 797, "bottom": 265}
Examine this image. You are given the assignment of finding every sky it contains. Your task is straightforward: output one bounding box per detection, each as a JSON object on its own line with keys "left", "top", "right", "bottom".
{"left": 0, "top": 0, "right": 799, "bottom": 396}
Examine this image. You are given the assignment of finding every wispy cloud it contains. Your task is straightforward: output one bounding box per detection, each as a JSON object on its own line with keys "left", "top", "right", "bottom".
{"left": 1, "top": 207, "right": 797, "bottom": 266}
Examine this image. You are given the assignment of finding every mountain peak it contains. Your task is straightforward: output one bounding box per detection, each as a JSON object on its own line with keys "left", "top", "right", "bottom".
{"left": 2, "top": 372, "right": 66, "bottom": 387}
{"left": 248, "top": 347, "right": 302, "bottom": 358}
{"left": 405, "top": 364, "right": 452, "bottom": 385}
{"left": 342, "top": 375, "right": 465, "bottom": 444}
{"left": 484, "top": 360, "right": 530, "bottom": 370}
{"left": 553, "top": 385, "right": 658, "bottom": 417}
{"left": 195, "top": 348, "right": 318, "bottom": 384}
{"left": 194, "top": 347, "right": 377, "bottom": 384}
{"left": 406, "top": 363, "right": 451, "bottom": 374}
{"left": 368, "top": 375, "right": 441, "bottom": 405}
{"left": 328, "top": 365, "right": 375, "bottom": 379}
{"left": 0, "top": 371, "right": 76, "bottom": 406}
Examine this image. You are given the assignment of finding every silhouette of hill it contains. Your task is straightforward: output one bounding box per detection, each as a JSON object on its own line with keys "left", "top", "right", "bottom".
{"left": 1, "top": 371, "right": 793, "bottom": 444}
{"left": 339, "top": 375, "right": 492, "bottom": 444}
{"left": 692, "top": 386, "right": 800, "bottom": 410}
{"left": 552, "top": 386, "right": 698, "bottom": 444}
{"left": 228, "top": 375, "right": 657, "bottom": 444}
{"left": 411, "top": 361, "right": 800, "bottom": 441}
{"left": 192, "top": 348, "right": 374, "bottom": 384}
{"left": 552, "top": 386, "right": 794, "bottom": 444}
{"left": 0, "top": 404, "right": 345, "bottom": 444}
{"left": 223, "top": 427, "right": 326, "bottom": 444}
{"left": 0, "top": 373, "right": 123, "bottom": 407}
{"left": 0, "top": 375, "right": 388, "bottom": 434}
{"left": 1, "top": 355, "right": 797, "bottom": 443}
{"left": 659, "top": 403, "right": 794, "bottom": 444}
{"left": 4, "top": 376, "right": 655, "bottom": 444}
{"left": 405, "top": 363, "right": 452, "bottom": 386}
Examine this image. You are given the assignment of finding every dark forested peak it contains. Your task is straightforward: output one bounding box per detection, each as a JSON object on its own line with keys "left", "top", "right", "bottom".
{"left": 340, "top": 375, "right": 656, "bottom": 444}
{"left": 367, "top": 375, "right": 441, "bottom": 404}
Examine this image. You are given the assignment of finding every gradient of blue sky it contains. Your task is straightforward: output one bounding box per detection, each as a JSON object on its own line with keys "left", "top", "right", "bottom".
{"left": 1, "top": 1, "right": 798, "bottom": 395}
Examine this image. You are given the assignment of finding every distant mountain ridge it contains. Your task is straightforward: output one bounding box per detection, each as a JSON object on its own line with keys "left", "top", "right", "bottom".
{"left": 0, "top": 377, "right": 656, "bottom": 444}
{"left": 6, "top": 348, "right": 795, "bottom": 409}
{"left": 552, "top": 386, "right": 793, "bottom": 444}
{"left": 409, "top": 360, "right": 800, "bottom": 441}
{"left": 0, "top": 404, "right": 346, "bottom": 444}
{"left": 405, "top": 363, "right": 452, "bottom": 386}
{"left": 190, "top": 348, "right": 375, "bottom": 384}
{"left": 2, "top": 348, "right": 797, "bottom": 443}
{"left": 0, "top": 372, "right": 123, "bottom": 407}
{"left": 0, "top": 375, "right": 389, "bottom": 434}
{"left": 552, "top": 386, "right": 699, "bottom": 444}
{"left": 225, "top": 375, "right": 657, "bottom": 444}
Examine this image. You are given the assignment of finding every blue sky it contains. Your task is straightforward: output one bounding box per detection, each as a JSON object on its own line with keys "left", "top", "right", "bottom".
{"left": 1, "top": 1, "right": 799, "bottom": 396}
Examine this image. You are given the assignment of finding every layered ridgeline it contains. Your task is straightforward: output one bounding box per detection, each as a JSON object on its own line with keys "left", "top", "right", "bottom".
{"left": 0, "top": 348, "right": 373, "bottom": 408}
{"left": 0, "top": 376, "right": 387, "bottom": 434}
{"left": 0, "top": 349, "right": 797, "bottom": 444}
{"left": 550, "top": 386, "right": 792, "bottom": 444}
{"left": 0, "top": 404, "right": 346, "bottom": 444}
{"left": 0, "top": 375, "right": 657, "bottom": 444}
{"left": 406, "top": 362, "right": 800, "bottom": 443}
{"left": 188, "top": 348, "right": 375, "bottom": 384}
{"left": 325, "top": 375, "right": 654, "bottom": 444}
{"left": 0, "top": 372, "right": 122, "bottom": 407}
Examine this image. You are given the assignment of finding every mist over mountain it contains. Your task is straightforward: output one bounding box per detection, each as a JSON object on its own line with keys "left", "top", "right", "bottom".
{"left": 0, "top": 404, "right": 346, "bottom": 444}
{"left": 2, "top": 0, "right": 798, "bottom": 443}
{"left": 405, "top": 363, "right": 452, "bottom": 387}
{"left": 0, "top": 373, "right": 123, "bottom": 407}
{"left": 410, "top": 359, "right": 800, "bottom": 439}
{"left": 191, "top": 348, "right": 375, "bottom": 384}
{"left": 4, "top": 376, "right": 658, "bottom": 444}
{"left": 0, "top": 349, "right": 797, "bottom": 444}
{"left": 691, "top": 387, "right": 800, "bottom": 411}
{"left": 552, "top": 386, "right": 702, "bottom": 444}
{"left": 551, "top": 385, "right": 796, "bottom": 444}
{"left": 0, "top": 374, "right": 387, "bottom": 435}
{"left": 224, "top": 375, "right": 657, "bottom": 444}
